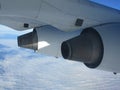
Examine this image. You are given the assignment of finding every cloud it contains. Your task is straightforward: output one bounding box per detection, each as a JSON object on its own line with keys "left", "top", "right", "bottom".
{"left": 0, "top": 34, "right": 17, "bottom": 39}
{"left": 0, "top": 44, "right": 120, "bottom": 90}
{"left": 0, "top": 26, "right": 120, "bottom": 90}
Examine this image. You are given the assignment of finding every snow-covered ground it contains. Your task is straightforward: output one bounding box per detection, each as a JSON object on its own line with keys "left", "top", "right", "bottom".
{"left": 0, "top": 26, "right": 120, "bottom": 90}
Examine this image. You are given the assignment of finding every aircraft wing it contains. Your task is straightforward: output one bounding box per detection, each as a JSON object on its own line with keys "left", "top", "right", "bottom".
{"left": 0, "top": 0, "right": 119, "bottom": 31}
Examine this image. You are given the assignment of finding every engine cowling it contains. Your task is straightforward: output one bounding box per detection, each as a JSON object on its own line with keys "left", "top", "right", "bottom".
{"left": 61, "top": 28, "right": 104, "bottom": 68}
{"left": 18, "top": 23, "right": 120, "bottom": 73}
{"left": 61, "top": 23, "right": 120, "bottom": 73}
{"left": 18, "top": 25, "right": 80, "bottom": 57}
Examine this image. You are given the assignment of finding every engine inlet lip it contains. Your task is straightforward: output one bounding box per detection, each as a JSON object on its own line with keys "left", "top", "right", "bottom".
{"left": 61, "top": 41, "right": 72, "bottom": 59}
{"left": 83, "top": 28, "right": 104, "bottom": 68}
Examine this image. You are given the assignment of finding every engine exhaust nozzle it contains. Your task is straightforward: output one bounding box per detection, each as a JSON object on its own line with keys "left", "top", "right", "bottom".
{"left": 18, "top": 30, "right": 38, "bottom": 50}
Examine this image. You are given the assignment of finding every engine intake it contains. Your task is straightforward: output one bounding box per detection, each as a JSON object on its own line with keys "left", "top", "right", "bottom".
{"left": 61, "top": 28, "right": 104, "bottom": 68}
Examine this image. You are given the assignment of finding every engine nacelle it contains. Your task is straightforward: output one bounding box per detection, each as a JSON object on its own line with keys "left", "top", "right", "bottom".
{"left": 18, "top": 24, "right": 120, "bottom": 73}
{"left": 61, "top": 23, "right": 120, "bottom": 73}
{"left": 61, "top": 28, "right": 104, "bottom": 68}
{"left": 18, "top": 25, "right": 80, "bottom": 57}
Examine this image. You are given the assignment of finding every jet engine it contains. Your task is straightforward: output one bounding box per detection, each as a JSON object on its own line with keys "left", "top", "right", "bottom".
{"left": 18, "top": 25, "right": 80, "bottom": 57}
{"left": 61, "top": 23, "right": 120, "bottom": 73}
{"left": 18, "top": 23, "right": 120, "bottom": 73}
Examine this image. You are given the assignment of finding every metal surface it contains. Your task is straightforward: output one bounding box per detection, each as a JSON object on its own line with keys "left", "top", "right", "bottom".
{"left": 18, "top": 30, "right": 38, "bottom": 50}
{"left": 61, "top": 28, "right": 103, "bottom": 68}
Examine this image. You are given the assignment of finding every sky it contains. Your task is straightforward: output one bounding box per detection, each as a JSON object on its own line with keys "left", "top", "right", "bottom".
{"left": 0, "top": 0, "right": 120, "bottom": 90}
{"left": 91, "top": 0, "right": 120, "bottom": 10}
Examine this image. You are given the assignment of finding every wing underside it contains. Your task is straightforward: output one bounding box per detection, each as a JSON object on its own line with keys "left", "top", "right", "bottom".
{"left": 0, "top": 0, "right": 119, "bottom": 31}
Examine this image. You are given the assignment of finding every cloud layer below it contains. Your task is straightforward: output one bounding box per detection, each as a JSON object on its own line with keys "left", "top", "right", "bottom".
{"left": 0, "top": 25, "right": 120, "bottom": 90}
